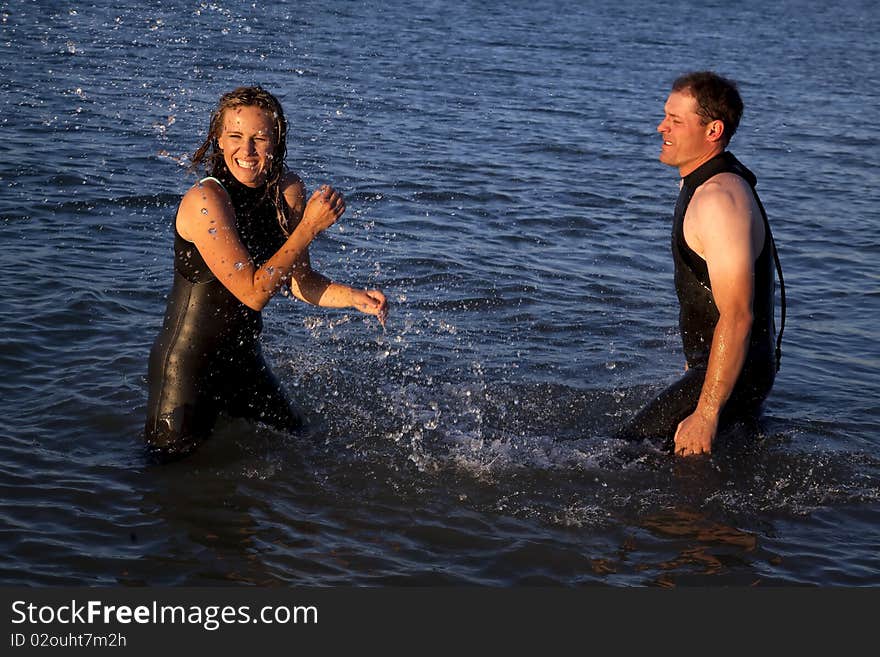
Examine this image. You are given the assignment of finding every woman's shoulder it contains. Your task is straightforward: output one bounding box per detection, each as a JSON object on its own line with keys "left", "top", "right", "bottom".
{"left": 179, "top": 177, "right": 232, "bottom": 210}
{"left": 176, "top": 177, "right": 234, "bottom": 241}
{"left": 281, "top": 171, "right": 305, "bottom": 194}
{"left": 281, "top": 171, "right": 306, "bottom": 210}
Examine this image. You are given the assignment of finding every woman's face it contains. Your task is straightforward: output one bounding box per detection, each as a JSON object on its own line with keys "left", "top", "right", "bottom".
{"left": 216, "top": 105, "right": 276, "bottom": 187}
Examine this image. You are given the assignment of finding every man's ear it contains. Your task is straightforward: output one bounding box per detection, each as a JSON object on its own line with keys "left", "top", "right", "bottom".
{"left": 706, "top": 119, "right": 725, "bottom": 144}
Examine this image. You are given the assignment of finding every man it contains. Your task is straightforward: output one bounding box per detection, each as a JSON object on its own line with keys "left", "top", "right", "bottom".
{"left": 622, "top": 71, "right": 784, "bottom": 457}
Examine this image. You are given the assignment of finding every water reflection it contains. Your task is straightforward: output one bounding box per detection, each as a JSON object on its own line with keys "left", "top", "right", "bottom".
{"left": 132, "top": 422, "right": 295, "bottom": 586}
{"left": 638, "top": 508, "right": 760, "bottom": 586}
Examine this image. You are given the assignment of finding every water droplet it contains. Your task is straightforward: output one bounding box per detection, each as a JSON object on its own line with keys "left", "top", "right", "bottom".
{"left": 201, "top": 207, "right": 208, "bottom": 215}
{"left": 234, "top": 261, "right": 246, "bottom": 271}
{"left": 208, "top": 228, "right": 217, "bottom": 234}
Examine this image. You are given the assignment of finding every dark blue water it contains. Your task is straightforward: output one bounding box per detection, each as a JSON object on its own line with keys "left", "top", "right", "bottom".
{"left": 1, "top": 0, "right": 878, "bottom": 586}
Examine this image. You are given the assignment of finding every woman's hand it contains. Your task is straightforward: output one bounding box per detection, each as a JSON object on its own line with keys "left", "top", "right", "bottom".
{"left": 351, "top": 289, "right": 388, "bottom": 328}
{"left": 300, "top": 185, "right": 346, "bottom": 236}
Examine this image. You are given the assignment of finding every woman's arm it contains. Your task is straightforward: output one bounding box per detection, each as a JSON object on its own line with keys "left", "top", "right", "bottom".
{"left": 289, "top": 251, "right": 387, "bottom": 326}
{"left": 176, "top": 177, "right": 344, "bottom": 311}
{"left": 282, "top": 180, "right": 388, "bottom": 326}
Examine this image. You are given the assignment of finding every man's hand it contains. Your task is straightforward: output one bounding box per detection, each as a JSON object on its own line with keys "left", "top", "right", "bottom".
{"left": 673, "top": 409, "right": 718, "bottom": 456}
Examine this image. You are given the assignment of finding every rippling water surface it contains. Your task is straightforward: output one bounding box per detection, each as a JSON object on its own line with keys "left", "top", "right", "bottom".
{"left": 1, "top": 0, "right": 879, "bottom": 586}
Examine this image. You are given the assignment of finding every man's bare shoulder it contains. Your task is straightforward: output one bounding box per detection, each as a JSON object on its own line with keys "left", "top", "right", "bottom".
{"left": 685, "top": 172, "right": 761, "bottom": 258}
{"left": 695, "top": 172, "right": 753, "bottom": 208}
{"left": 691, "top": 173, "right": 755, "bottom": 225}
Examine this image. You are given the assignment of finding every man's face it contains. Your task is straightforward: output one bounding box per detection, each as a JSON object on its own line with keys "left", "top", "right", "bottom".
{"left": 657, "top": 91, "right": 715, "bottom": 176}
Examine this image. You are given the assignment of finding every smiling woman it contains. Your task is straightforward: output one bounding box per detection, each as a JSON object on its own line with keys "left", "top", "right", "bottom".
{"left": 217, "top": 106, "right": 276, "bottom": 188}
{"left": 144, "top": 86, "right": 389, "bottom": 463}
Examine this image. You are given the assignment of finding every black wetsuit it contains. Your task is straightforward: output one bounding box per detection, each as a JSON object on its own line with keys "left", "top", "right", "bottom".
{"left": 622, "top": 151, "right": 781, "bottom": 449}
{"left": 144, "top": 167, "right": 301, "bottom": 462}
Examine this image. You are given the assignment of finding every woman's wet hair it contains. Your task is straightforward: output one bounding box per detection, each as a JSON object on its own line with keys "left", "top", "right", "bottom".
{"left": 192, "top": 86, "right": 293, "bottom": 234}
{"left": 672, "top": 71, "right": 744, "bottom": 146}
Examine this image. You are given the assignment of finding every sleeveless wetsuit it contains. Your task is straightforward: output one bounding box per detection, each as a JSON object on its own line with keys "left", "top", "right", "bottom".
{"left": 144, "top": 166, "right": 301, "bottom": 462}
{"left": 622, "top": 151, "right": 781, "bottom": 449}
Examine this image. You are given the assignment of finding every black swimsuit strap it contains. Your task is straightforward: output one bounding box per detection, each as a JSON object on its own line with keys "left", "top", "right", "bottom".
{"left": 754, "top": 194, "right": 786, "bottom": 372}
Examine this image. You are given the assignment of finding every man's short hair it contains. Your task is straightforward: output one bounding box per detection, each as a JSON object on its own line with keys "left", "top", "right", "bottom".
{"left": 672, "top": 71, "right": 744, "bottom": 146}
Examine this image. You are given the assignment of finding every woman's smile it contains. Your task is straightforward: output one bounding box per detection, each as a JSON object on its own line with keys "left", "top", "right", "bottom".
{"left": 217, "top": 105, "right": 276, "bottom": 187}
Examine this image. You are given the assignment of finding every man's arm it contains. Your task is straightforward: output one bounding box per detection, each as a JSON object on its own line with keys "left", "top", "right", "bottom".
{"left": 674, "top": 176, "right": 761, "bottom": 456}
